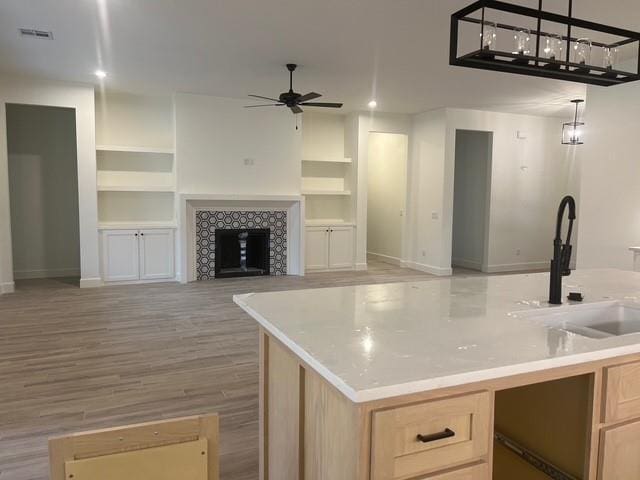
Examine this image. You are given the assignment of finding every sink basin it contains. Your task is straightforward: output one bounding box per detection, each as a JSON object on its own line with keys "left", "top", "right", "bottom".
{"left": 511, "top": 301, "right": 640, "bottom": 339}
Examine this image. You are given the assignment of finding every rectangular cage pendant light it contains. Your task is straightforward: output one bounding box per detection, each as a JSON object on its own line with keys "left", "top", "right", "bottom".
{"left": 450, "top": 0, "right": 640, "bottom": 87}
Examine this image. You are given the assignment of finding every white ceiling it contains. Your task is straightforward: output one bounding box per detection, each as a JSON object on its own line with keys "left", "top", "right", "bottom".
{"left": 1, "top": 0, "right": 639, "bottom": 116}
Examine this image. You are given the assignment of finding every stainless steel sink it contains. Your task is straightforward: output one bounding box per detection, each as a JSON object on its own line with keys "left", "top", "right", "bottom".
{"left": 510, "top": 301, "right": 640, "bottom": 339}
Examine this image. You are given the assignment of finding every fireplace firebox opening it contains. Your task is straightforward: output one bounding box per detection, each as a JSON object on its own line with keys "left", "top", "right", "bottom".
{"left": 214, "top": 228, "right": 270, "bottom": 278}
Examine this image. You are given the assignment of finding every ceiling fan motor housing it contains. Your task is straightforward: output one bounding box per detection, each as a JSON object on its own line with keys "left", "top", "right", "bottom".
{"left": 279, "top": 91, "right": 301, "bottom": 106}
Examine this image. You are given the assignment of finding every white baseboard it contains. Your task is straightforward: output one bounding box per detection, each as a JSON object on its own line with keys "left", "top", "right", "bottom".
{"left": 13, "top": 267, "right": 80, "bottom": 280}
{"left": 102, "top": 278, "right": 179, "bottom": 286}
{"left": 80, "top": 277, "right": 103, "bottom": 288}
{"left": 0, "top": 281, "right": 15, "bottom": 294}
{"left": 484, "top": 261, "right": 549, "bottom": 273}
{"left": 452, "top": 257, "right": 483, "bottom": 271}
{"left": 355, "top": 262, "right": 368, "bottom": 271}
{"left": 367, "top": 251, "right": 405, "bottom": 267}
{"left": 405, "top": 261, "right": 452, "bottom": 276}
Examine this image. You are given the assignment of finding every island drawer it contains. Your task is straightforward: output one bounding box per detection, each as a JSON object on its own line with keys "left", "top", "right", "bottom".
{"left": 418, "top": 462, "right": 489, "bottom": 479}
{"left": 370, "top": 392, "right": 491, "bottom": 480}
{"left": 604, "top": 360, "right": 640, "bottom": 423}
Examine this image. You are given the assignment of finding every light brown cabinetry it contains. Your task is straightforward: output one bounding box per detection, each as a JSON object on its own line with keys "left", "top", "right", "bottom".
{"left": 259, "top": 329, "right": 640, "bottom": 480}
{"left": 598, "top": 419, "right": 640, "bottom": 479}
{"left": 420, "top": 463, "right": 489, "bottom": 480}
{"left": 371, "top": 393, "right": 490, "bottom": 480}
{"left": 598, "top": 360, "right": 640, "bottom": 479}
{"left": 604, "top": 361, "right": 640, "bottom": 423}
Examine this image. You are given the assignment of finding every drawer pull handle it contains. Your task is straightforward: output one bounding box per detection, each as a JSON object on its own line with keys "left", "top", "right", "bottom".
{"left": 416, "top": 428, "right": 455, "bottom": 443}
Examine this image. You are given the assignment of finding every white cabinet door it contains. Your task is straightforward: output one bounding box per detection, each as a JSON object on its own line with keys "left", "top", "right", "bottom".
{"left": 328, "top": 226, "right": 354, "bottom": 269}
{"left": 305, "top": 226, "right": 330, "bottom": 270}
{"left": 139, "top": 229, "right": 175, "bottom": 280}
{"left": 102, "top": 230, "right": 140, "bottom": 282}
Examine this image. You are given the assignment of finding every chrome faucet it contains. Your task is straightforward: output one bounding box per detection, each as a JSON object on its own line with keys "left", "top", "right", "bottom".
{"left": 549, "top": 195, "right": 576, "bottom": 304}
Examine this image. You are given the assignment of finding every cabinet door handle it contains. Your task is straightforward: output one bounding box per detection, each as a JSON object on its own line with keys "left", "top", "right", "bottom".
{"left": 140, "top": 233, "right": 144, "bottom": 236}
{"left": 134, "top": 233, "right": 138, "bottom": 237}
{"left": 416, "top": 428, "right": 455, "bottom": 443}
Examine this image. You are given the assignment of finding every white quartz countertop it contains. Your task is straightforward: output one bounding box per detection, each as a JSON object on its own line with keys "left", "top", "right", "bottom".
{"left": 233, "top": 269, "right": 640, "bottom": 403}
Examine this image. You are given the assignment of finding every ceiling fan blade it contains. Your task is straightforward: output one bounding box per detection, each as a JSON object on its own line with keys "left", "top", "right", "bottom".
{"left": 299, "top": 102, "right": 343, "bottom": 108}
{"left": 290, "top": 105, "right": 303, "bottom": 114}
{"left": 249, "top": 94, "right": 281, "bottom": 102}
{"left": 297, "top": 92, "right": 322, "bottom": 103}
{"left": 244, "top": 104, "right": 285, "bottom": 108}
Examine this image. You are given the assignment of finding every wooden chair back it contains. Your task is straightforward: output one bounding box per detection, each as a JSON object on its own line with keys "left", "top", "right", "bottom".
{"left": 49, "top": 414, "right": 219, "bottom": 480}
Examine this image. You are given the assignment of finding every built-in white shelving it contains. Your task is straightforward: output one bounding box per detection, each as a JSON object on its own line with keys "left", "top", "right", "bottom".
{"left": 302, "top": 157, "right": 352, "bottom": 164}
{"left": 96, "top": 147, "right": 176, "bottom": 225}
{"left": 301, "top": 112, "right": 354, "bottom": 227}
{"left": 302, "top": 189, "right": 351, "bottom": 196}
{"left": 98, "top": 221, "right": 177, "bottom": 230}
{"left": 96, "top": 145, "right": 175, "bottom": 155}
{"left": 305, "top": 219, "right": 355, "bottom": 226}
{"left": 97, "top": 185, "right": 176, "bottom": 193}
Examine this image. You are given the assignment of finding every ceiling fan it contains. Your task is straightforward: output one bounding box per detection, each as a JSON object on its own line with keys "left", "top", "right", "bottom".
{"left": 246, "top": 64, "right": 343, "bottom": 114}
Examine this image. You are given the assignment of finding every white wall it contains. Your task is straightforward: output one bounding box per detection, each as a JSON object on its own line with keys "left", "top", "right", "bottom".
{"left": 406, "top": 109, "right": 449, "bottom": 274}
{"left": 0, "top": 75, "right": 99, "bottom": 293}
{"left": 175, "top": 93, "right": 301, "bottom": 195}
{"left": 7, "top": 104, "right": 80, "bottom": 279}
{"left": 407, "top": 108, "right": 578, "bottom": 276}
{"left": 367, "top": 132, "right": 408, "bottom": 263}
{"left": 576, "top": 82, "right": 639, "bottom": 270}
{"left": 452, "top": 130, "right": 491, "bottom": 271}
{"left": 95, "top": 91, "right": 174, "bottom": 149}
{"left": 446, "top": 108, "right": 578, "bottom": 273}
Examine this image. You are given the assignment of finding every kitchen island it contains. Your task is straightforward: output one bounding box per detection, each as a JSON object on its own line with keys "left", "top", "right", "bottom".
{"left": 234, "top": 269, "right": 640, "bottom": 480}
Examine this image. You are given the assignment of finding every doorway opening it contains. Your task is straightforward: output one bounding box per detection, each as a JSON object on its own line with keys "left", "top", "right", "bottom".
{"left": 451, "top": 129, "right": 492, "bottom": 273}
{"left": 6, "top": 104, "right": 80, "bottom": 288}
{"left": 366, "top": 132, "right": 409, "bottom": 268}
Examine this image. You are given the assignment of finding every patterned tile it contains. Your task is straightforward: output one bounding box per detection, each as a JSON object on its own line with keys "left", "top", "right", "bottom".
{"left": 195, "top": 210, "right": 287, "bottom": 280}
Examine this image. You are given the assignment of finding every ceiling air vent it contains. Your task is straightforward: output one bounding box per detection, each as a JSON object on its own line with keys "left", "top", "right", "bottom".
{"left": 19, "top": 28, "right": 54, "bottom": 40}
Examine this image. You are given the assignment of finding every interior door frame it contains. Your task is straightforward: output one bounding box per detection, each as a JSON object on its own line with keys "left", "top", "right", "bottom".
{"left": 4, "top": 102, "right": 83, "bottom": 285}
{"left": 365, "top": 131, "right": 410, "bottom": 268}
{"left": 451, "top": 128, "right": 493, "bottom": 273}
{"left": 0, "top": 80, "right": 100, "bottom": 294}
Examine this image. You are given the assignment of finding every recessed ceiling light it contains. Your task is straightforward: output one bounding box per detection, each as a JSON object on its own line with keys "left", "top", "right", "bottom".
{"left": 94, "top": 70, "right": 107, "bottom": 79}
{"left": 368, "top": 100, "right": 377, "bottom": 109}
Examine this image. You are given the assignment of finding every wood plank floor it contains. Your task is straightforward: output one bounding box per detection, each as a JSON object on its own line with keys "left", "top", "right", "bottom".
{"left": 1, "top": 260, "right": 451, "bottom": 480}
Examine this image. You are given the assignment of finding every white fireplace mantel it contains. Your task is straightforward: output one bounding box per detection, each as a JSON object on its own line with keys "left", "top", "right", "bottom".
{"left": 178, "top": 193, "right": 305, "bottom": 283}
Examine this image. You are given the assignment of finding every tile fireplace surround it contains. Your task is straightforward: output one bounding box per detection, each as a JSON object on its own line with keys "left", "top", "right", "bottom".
{"left": 179, "top": 194, "right": 304, "bottom": 283}
{"left": 195, "top": 210, "right": 287, "bottom": 280}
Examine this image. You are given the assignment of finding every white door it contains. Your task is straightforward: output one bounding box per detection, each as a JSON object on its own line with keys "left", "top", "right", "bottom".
{"left": 139, "top": 229, "right": 175, "bottom": 280}
{"left": 102, "top": 230, "right": 140, "bottom": 282}
{"left": 328, "top": 226, "right": 354, "bottom": 269}
{"left": 305, "top": 226, "right": 330, "bottom": 270}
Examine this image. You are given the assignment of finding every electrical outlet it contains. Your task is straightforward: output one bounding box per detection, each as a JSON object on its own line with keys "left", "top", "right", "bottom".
{"left": 431, "top": 212, "right": 439, "bottom": 220}
{"left": 243, "top": 158, "right": 255, "bottom": 166}
{"left": 422, "top": 250, "right": 426, "bottom": 257}
{"left": 516, "top": 248, "right": 521, "bottom": 256}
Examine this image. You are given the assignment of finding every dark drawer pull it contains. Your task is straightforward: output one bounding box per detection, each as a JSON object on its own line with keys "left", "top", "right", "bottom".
{"left": 416, "top": 428, "right": 455, "bottom": 443}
